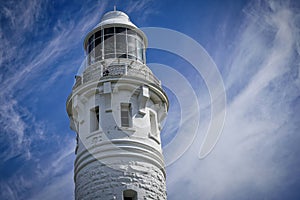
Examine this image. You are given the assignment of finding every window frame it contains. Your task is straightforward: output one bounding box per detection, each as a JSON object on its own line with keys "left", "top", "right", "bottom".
{"left": 120, "top": 103, "right": 132, "bottom": 128}
{"left": 90, "top": 106, "right": 99, "bottom": 132}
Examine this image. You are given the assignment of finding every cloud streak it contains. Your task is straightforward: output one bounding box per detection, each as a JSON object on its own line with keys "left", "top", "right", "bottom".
{"left": 166, "top": 0, "right": 300, "bottom": 199}
{"left": 0, "top": 1, "right": 107, "bottom": 199}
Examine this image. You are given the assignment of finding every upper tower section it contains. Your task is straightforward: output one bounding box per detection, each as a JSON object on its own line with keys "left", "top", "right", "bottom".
{"left": 84, "top": 10, "right": 147, "bottom": 65}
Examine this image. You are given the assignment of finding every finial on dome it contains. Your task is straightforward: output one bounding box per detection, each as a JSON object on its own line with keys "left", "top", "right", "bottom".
{"left": 114, "top": 5, "right": 116, "bottom": 11}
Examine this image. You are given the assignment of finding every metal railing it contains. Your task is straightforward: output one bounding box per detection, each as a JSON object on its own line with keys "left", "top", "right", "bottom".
{"left": 73, "top": 63, "right": 161, "bottom": 90}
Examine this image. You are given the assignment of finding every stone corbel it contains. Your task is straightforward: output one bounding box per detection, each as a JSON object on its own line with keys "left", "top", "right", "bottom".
{"left": 138, "top": 86, "right": 149, "bottom": 115}
{"left": 155, "top": 102, "right": 168, "bottom": 124}
{"left": 72, "top": 95, "right": 86, "bottom": 124}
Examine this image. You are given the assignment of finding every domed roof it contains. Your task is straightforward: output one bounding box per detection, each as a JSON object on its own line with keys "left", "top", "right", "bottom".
{"left": 95, "top": 10, "right": 137, "bottom": 28}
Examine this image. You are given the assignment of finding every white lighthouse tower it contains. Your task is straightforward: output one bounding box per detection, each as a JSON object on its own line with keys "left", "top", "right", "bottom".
{"left": 66, "top": 9, "right": 168, "bottom": 200}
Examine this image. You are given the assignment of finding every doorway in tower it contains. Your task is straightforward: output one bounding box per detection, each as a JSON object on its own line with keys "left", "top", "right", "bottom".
{"left": 90, "top": 106, "right": 99, "bottom": 132}
{"left": 123, "top": 189, "right": 137, "bottom": 200}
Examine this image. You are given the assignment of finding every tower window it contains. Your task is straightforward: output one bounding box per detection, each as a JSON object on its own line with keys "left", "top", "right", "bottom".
{"left": 123, "top": 189, "right": 137, "bottom": 200}
{"left": 121, "top": 103, "right": 131, "bottom": 127}
{"left": 90, "top": 106, "right": 99, "bottom": 132}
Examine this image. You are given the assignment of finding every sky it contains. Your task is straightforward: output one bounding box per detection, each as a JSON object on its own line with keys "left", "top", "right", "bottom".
{"left": 0, "top": 0, "right": 300, "bottom": 199}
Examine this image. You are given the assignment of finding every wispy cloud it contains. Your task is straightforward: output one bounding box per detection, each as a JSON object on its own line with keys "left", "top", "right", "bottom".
{"left": 125, "top": 0, "right": 154, "bottom": 13}
{"left": 0, "top": 1, "right": 108, "bottom": 198}
{"left": 0, "top": 0, "right": 42, "bottom": 31}
{"left": 0, "top": 0, "right": 107, "bottom": 157}
{"left": 0, "top": 139, "right": 75, "bottom": 200}
{"left": 124, "top": 0, "right": 159, "bottom": 24}
{"left": 166, "top": 0, "right": 300, "bottom": 199}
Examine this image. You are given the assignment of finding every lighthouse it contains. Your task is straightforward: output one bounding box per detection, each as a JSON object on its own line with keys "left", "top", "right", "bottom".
{"left": 66, "top": 9, "right": 168, "bottom": 200}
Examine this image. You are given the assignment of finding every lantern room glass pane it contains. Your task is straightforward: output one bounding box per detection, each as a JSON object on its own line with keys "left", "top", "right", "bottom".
{"left": 127, "top": 28, "right": 136, "bottom": 35}
{"left": 104, "top": 27, "right": 114, "bottom": 34}
{"left": 137, "top": 40, "right": 143, "bottom": 62}
{"left": 104, "top": 34, "right": 115, "bottom": 56}
{"left": 127, "top": 35, "right": 136, "bottom": 58}
{"left": 116, "top": 27, "right": 126, "bottom": 33}
{"left": 116, "top": 34, "right": 126, "bottom": 53}
{"left": 95, "top": 38, "right": 102, "bottom": 60}
{"left": 87, "top": 27, "right": 146, "bottom": 62}
{"left": 88, "top": 34, "right": 94, "bottom": 44}
{"left": 137, "top": 34, "right": 143, "bottom": 43}
{"left": 88, "top": 41, "right": 94, "bottom": 53}
{"left": 95, "top": 30, "right": 102, "bottom": 39}
{"left": 88, "top": 34, "right": 95, "bottom": 54}
{"left": 95, "top": 37, "right": 102, "bottom": 48}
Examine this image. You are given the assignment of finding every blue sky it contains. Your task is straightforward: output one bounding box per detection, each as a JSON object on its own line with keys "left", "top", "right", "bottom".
{"left": 0, "top": 0, "right": 300, "bottom": 199}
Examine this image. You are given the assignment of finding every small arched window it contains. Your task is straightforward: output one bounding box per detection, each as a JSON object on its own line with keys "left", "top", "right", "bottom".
{"left": 120, "top": 103, "right": 132, "bottom": 127}
{"left": 123, "top": 189, "right": 137, "bottom": 200}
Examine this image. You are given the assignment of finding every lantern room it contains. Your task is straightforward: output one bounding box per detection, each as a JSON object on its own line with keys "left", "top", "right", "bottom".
{"left": 83, "top": 11, "right": 147, "bottom": 65}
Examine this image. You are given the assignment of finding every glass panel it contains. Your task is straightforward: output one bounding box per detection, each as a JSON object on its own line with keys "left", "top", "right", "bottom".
{"left": 95, "top": 37, "right": 102, "bottom": 48}
{"left": 104, "top": 27, "right": 114, "bottom": 35}
{"left": 95, "top": 30, "right": 102, "bottom": 39}
{"left": 88, "top": 41, "right": 94, "bottom": 53}
{"left": 137, "top": 40, "right": 143, "bottom": 62}
{"left": 136, "top": 34, "right": 143, "bottom": 43}
{"left": 121, "top": 111, "right": 129, "bottom": 127}
{"left": 127, "top": 35, "right": 136, "bottom": 58}
{"left": 104, "top": 35, "right": 115, "bottom": 55}
{"left": 88, "top": 40, "right": 95, "bottom": 64}
{"left": 121, "top": 103, "right": 131, "bottom": 127}
{"left": 104, "top": 34, "right": 113, "bottom": 40}
{"left": 88, "top": 34, "right": 94, "bottom": 44}
{"left": 116, "top": 34, "right": 126, "bottom": 53}
{"left": 127, "top": 28, "right": 136, "bottom": 35}
{"left": 115, "top": 27, "right": 126, "bottom": 33}
{"left": 104, "top": 53, "right": 115, "bottom": 59}
{"left": 95, "top": 39, "right": 102, "bottom": 60}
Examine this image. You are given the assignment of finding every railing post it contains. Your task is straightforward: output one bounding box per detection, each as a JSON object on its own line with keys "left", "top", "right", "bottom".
{"left": 100, "top": 64, "right": 103, "bottom": 78}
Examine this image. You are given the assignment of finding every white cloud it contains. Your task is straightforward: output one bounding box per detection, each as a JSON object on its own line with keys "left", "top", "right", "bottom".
{"left": 0, "top": 0, "right": 108, "bottom": 160}
{"left": 0, "top": 0, "right": 42, "bottom": 31}
{"left": 166, "top": 0, "right": 300, "bottom": 199}
{"left": 124, "top": 0, "right": 159, "bottom": 23}
{"left": 0, "top": 1, "right": 107, "bottom": 198}
{"left": 30, "top": 170, "right": 75, "bottom": 200}
{"left": 0, "top": 183, "right": 17, "bottom": 200}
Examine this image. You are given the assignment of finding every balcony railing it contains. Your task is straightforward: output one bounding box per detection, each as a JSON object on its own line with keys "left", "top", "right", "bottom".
{"left": 73, "top": 63, "right": 161, "bottom": 90}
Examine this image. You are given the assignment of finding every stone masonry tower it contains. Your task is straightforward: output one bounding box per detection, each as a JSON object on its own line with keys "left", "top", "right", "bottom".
{"left": 66, "top": 10, "right": 168, "bottom": 200}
